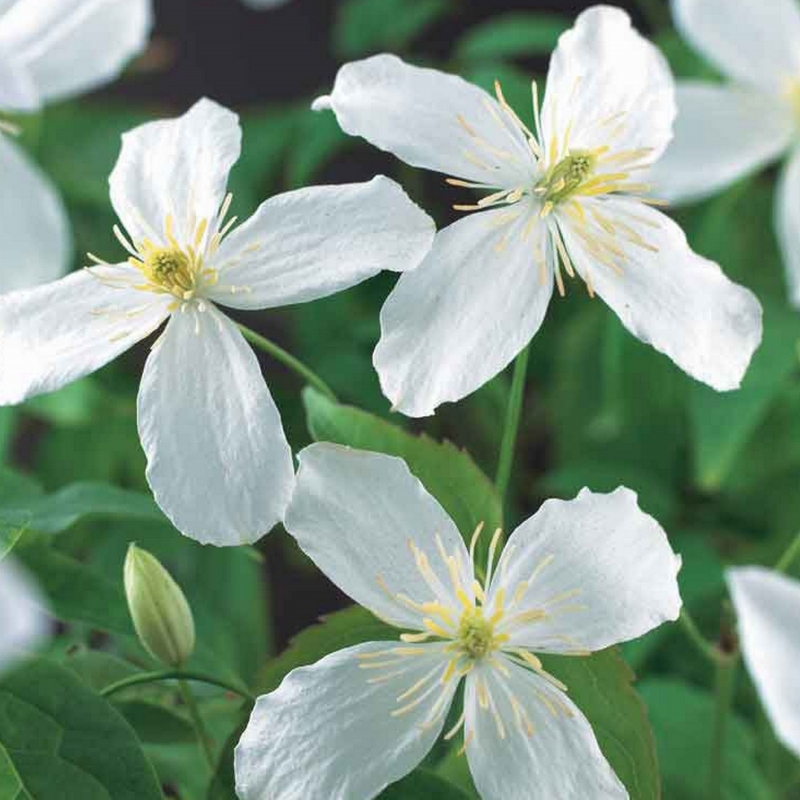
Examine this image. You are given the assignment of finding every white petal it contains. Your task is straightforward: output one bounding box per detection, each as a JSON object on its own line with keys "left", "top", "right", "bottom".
{"left": 235, "top": 642, "right": 456, "bottom": 800}
{"left": 487, "top": 488, "right": 681, "bottom": 654}
{"left": 137, "top": 304, "right": 293, "bottom": 546}
{"left": 207, "top": 177, "right": 434, "bottom": 311}
{"left": 559, "top": 198, "right": 763, "bottom": 392}
{"left": 0, "top": 0, "right": 152, "bottom": 105}
{"left": 649, "top": 82, "right": 793, "bottom": 204}
{"left": 0, "top": 558, "right": 48, "bottom": 673}
{"left": 0, "top": 136, "right": 71, "bottom": 292}
{"left": 672, "top": 0, "right": 800, "bottom": 94}
{"left": 0, "top": 266, "right": 169, "bottom": 405}
{"left": 728, "top": 567, "right": 800, "bottom": 759}
{"left": 284, "top": 443, "right": 472, "bottom": 630}
{"left": 464, "top": 660, "right": 627, "bottom": 800}
{"left": 775, "top": 145, "right": 800, "bottom": 308}
{"left": 542, "top": 7, "right": 675, "bottom": 165}
{"left": 374, "top": 207, "right": 553, "bottom": 418}
{"left": 314, "top": 53, "right": 535, "bottom": 187}
{"left": 0, "top": 58, "right": 37, "bottom": 111}
{"left": 109, "top": 98, "right": 240, "bottom": 247}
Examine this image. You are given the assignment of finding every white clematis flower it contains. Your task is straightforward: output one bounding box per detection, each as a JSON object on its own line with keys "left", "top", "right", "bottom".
{"left": 0, "top": 558, "right": 48, "bottom": 673}
{"left": 0, "top": 99, "right": 435, "bottom": 546}
{"left": 0, "top": 0, "right": 153, "bottom": 293}
{"left": 235, "top": 443, "right": 683, "bottom": 800}
{"left": 314, "top": 6, "right": 763, "bottom": 417}
{"left": 727, "top": 567, "right": 800, "bottom": 759}
{"left": 650, "top": 0, "right": 800, "bottom": 307}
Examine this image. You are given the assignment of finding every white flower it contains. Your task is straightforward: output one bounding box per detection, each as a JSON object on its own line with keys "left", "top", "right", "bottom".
{"left": 0, "top": 0, "right": 153, "bottom": 294}
{"left": 314, "top": 6, "right": 763, "bottom": 417}
{"left": 0, "top": 99, "right": 435, "bottom": 546}
{"left": 235, "top": 443, "right": 682, "bottom": 800}
{"left": 650, "top": 0, "right": 800, "bottom": 308}
{"left": 727, "top": 567, "right": 800, "bottom": 759}
{"left": 0, "top": 558, "right": 48, "bottom": 673}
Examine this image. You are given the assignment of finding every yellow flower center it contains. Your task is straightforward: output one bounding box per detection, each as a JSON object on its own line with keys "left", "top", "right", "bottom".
{"left": 535, "top": 151, "right": 597, "bottom": 206}
{"left": 141, "top": 246, "right": 196, "bottom": 295}
{"left": 455, "top": 606, "right": 498, "bottom": 660}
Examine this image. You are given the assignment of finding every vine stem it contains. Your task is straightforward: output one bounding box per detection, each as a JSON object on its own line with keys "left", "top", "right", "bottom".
{"left": 236, "top": 322, "right": 337, "bottom": 402}
{"left": 775, "top": 530, "right": 800, "bottom": 574}
{"left": 495, "top": 345, "right": 531, "bottom": 504}
{"left": 678, "top": 609, "right": 720, "bottom": 664}
{"left": 100, "top": 669, "right": 254, "bottom": 701}
{"left": 708, "top": 654, "right": 738, "bottom": 800}
{"left": 179, "top": 678, "right": 215, "bottom": 770}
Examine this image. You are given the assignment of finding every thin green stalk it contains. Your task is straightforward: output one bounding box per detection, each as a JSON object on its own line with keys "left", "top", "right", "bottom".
{"left": 708, "top": 654, "right": 738, "bottom": 800}
{"left": 178, "top": 679, "right": 215, "bottom": 770}
{"left": 100, "top": 669, "right": 253, "bottom": 701}
{"left": 775, "top": 530, "right": 800, "bottom": 574}
{"left": 495, "top": 345, "right": 531, "bottom": 504}
{"left": 678, "top": 609, "right": 720, "bottom": 664}
{"left": 236, "top": 322, "right": 337, "bottom": 402}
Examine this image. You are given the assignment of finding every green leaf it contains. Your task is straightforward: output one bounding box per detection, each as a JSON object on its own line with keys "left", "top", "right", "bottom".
{"left": 542, "top": 649, "right": 661, "bottom": 800}
{"left": 303, "top": 388, "right": 502, "bottom": 549}
{"left": 690, "top": 301, "right": 800, "bottom": 491}
{"left": 0, "top": 658, "right": 162, "bottom": 800}
{"left": 456, "top": 13, "right": 569, "bottom": 63}
{"left": 380, "top": 769, "right": 473, "bottom": 799}
{"left": 286, "top": 110, "right": 353, "bottom": 188}
{"left": 206, "top": 704, "right": 254, "bottom": 800}
{"left": 333, "top": 0, "right": 449, "bottom": 58}
{"left": 641, "top": 679, "right": 771, "bottom": 800}
{"left": 0, "top": 482, "right": 164, "bottom": 534}
{"left": 257, "top": 605, "right": 394, "bottom": 694}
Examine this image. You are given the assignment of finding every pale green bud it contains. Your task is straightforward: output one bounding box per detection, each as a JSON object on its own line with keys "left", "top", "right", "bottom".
{"left": 124, "top": 544, "right": 195, "bottom": 667}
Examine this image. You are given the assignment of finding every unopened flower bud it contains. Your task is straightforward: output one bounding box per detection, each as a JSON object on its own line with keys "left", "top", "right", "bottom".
{"left": 124, "top": 544, "right": 195, "bottom": 667}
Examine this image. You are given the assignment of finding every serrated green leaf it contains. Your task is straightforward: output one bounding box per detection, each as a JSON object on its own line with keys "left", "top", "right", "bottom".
{"left": 0, "top": 482, "right": 164, "bottom": 534}
{"left": 542, "top": 649, "right": 661, "bottom": 800}
{"left": 456, "top": 13, "right": 569, "bottom": 63}
{"left": 641, "top": 679, "right": 771, "bottom": 800}
{"left": 333, "top": 0, "right": 449, "bottom": 58}
{"left": 0, "top": 659, "right": 162, "bottom": 800}
{"left": 302, "top": 388, "right": 502, "bottom": 550}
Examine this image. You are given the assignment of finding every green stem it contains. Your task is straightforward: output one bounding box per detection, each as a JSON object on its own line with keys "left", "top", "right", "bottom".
{"left": 178, "top": 678, "right": 215, "bottom": 771}
{"left": 775, "top": 530, "right": 800, "bottom": 574}
{"left": 708, "top": 654, "right": 738, "bottom": 800}
{"left": 236, "top": 322, "right": 337, "bottom": 402}
{"left": 100, "top": 669, "right": 254, "bottom": 701}
{"left": 678, "top": 609, "right": 721, "bottom": 664}
{"left": 495, "top": 345, "right": 531, "bottom": 504}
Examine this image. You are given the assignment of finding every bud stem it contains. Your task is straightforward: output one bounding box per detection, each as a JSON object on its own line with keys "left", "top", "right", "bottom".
{"left": 100, "top": 669, "right": 254, "bottom": 701}
{"left": 179, "top": 678, "right": 215, "bottom": 770}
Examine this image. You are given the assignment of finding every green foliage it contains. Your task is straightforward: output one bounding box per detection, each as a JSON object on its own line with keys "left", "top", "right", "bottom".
{"left": 456, "top": 12, "right": 569, "bottom": 63}
{"left": 543, "top": 650, "right": 661, "bottom": 800}
{"left": 641, "top": 679, "right": 771, "bottom": 800}
{"left": 333, "top": 0, "right": 449, "bottom": 58}
{"left": 0, "top": 659, "right": 163, "bottom": 800}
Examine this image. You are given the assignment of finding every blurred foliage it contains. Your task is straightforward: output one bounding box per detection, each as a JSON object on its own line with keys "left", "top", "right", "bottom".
{"left": 2, "top": 0, "right": 800, "bottom": 798}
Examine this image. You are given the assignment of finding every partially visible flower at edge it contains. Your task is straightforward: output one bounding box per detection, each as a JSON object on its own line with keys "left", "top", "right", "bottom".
{"left": 727, "top": 566, "right": 800, "bottom": 759}
{"left": 0, "top": 557, "right": 48, "bottom": 674}
{"left": 0, "top": 98, "right": 435, "bottom": 546}
{"left": 314, "top": 5, "right": 763, "bottom": 418}
{"left": 0, "top": 0, "right": 154, "bottom": 294}
{"left": 649, "top": 0, "right": 800, "bottom": 308}
{"left": 234, "top": 442, "right": 683, "bottom": 800}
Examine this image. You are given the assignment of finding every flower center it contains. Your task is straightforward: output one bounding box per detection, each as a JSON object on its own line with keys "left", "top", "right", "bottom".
{"left": 456, "top": 606, "right": 497, "bottom": 660}
{"left": 535, "top": 151, "right": 597, "bottom": 206}
{"left": 141, "top": 246, "right": 195, "bottom": 295}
